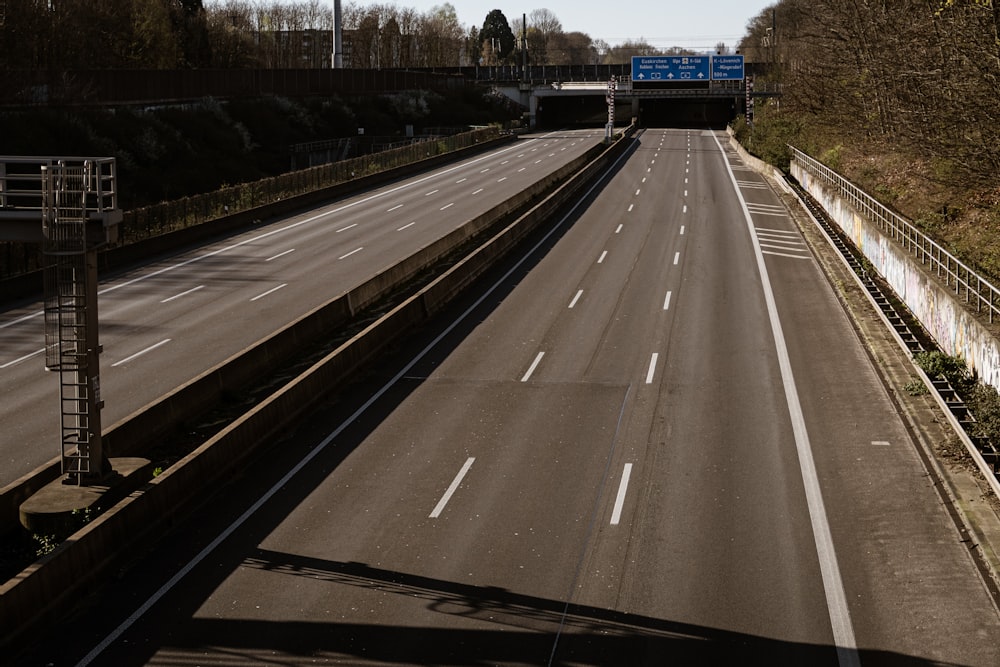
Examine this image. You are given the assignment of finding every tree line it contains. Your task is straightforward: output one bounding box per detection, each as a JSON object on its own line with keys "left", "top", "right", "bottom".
{"left": 0, "top": 0, "right": 695, "bottom": 71}
{"left": 739, "top": 0, "right": 1000, "bottom": 187}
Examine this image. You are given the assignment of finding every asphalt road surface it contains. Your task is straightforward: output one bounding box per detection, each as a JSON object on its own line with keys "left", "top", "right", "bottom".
{"left": 15, "top": 129, "right": 1000, "bottom": 666}
{"left": 0, "top": 130, "right": 603, "bottom": 487}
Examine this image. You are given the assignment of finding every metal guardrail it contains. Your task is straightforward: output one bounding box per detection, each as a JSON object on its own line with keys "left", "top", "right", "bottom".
{"left": 790, "top": 146, "right": 1000, "bottom": 323}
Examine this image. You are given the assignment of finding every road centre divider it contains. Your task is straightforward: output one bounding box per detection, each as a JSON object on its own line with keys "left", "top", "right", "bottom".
{"left": 0, "top": 126, "right": 636, "bottom": 655}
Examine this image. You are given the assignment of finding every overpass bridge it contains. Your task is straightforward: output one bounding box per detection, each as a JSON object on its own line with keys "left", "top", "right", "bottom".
{"left": 481, "top": 63, "right": 779, "bottom": 129}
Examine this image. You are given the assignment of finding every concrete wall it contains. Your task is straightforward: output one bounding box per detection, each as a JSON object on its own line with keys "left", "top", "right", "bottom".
{"left": 0, "top": 129, "right": 636, "bottom": 657}
{"left": 792, "top": 161, "right": 1000, "bottom": 390}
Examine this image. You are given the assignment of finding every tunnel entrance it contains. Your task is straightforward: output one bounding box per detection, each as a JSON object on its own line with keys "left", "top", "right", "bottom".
{"left": 637, "top": 98, "right": 740, "bottom": 129}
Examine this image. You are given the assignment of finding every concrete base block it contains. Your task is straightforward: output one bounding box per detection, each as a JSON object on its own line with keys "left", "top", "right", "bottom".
{"left": 19, "top": 457, "right": 151, "bottom": 536}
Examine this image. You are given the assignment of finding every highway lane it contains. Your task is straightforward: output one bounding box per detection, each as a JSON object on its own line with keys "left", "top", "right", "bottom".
{"left": 16, "top": 129, "right": 1000, "bottom": 666}
{"left": 0, "top": 129, "right": 603, "bottom": 487}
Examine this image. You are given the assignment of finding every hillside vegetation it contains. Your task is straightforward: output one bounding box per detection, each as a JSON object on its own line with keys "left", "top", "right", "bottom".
{"left": 735, "top": 0, "right": 1000, "bottom": 281}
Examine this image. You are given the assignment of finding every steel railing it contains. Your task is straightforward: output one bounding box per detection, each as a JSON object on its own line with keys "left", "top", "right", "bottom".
{"left": 790, "top": 146, "right": 1000, "bottom": 323}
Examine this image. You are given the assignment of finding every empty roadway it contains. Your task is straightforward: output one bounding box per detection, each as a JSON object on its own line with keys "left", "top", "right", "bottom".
{"left": 15, "top": 128, "right": 1000, "bottom": 666}
{"left": 0, "top": 130, "right": 603, "bottom": 487}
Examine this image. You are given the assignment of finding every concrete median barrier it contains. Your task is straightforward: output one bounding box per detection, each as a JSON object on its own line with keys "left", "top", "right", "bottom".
{"left": 0, "top": 128, "right": 635, "bottom": 657}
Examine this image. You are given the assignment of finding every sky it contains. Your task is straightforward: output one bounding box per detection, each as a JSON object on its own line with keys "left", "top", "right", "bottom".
{"left": 405, "top": 0, "right": 777, "bottom": 52}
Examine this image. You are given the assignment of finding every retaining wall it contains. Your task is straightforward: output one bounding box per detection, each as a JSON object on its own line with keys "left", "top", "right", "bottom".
{"left": 792, "top": 161, "right": 1000, "bottom": 390}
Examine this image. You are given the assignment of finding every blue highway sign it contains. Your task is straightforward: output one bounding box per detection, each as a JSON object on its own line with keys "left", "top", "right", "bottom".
{"left": 632, "top": 56, "right": 710, "bottom": 82}
{"left": 711, "top": 55, "right": 745, "bottom": 80}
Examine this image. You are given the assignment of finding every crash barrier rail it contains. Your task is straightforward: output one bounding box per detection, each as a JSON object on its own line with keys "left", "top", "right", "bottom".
{"left": 790, "top": 147, "right": 1000, "bottom": 324}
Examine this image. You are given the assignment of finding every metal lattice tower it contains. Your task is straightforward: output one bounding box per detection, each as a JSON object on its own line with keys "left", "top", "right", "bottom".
{"left": 41, "top": 162, "right": 109, "bottom": 482}
{"left": 1, "top": 156, "right": 119, "bottom": 486}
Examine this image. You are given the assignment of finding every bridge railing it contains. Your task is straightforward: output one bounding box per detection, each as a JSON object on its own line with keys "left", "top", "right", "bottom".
{"left": 790, "top": 146, "right": 1000, "bottom": 323}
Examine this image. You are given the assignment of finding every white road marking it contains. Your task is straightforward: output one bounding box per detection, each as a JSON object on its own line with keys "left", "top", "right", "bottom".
{"left": 628, "top": 204, "right": 634, "bottom": 212}
{"left": 456, "top": 178, "right": 467, "bottom": 184}
{"left": 441, "top": 203, "right": 454, "bottom": 210}
{"left": 664, "top": 291, "right": 672, "bottom": 310}
{"left": 598, "top": 251, "right": 608, "bottom": 264}
{"left": 338, "top": 248, "right": 364, "bottom": 260}
{"left": 387, "top": 204, "right": 404, "bottom": 212}
{"left": 251, "top": 283, "right": 287, "bottom": 301}
{"left": 518, "top": 168, "right": 526, "bottom": 173}
{"left": 265, "top": 249, "right": 295, "bottom": 262}
{"left": 426, "top": 189, "right": 440, "bottom": 195}
{"left": 635, "top": 189, "right": 641, "bottom": 196}
{"left": 161, "top": 285, "right": 205, "bottom": 303}
{"left": 569, "top": 290, "right": 583, "bottom": 309}
{"left": 673, "top": 252, "right": 680, "bottom": 265}
{"left": 430, "top": 457, "right": 476, "bottom": 519}
{"left": 711, "top": 131, "right": 860, "bottom": 666}
{"left": 1, "top": 348, "right": 44, "bottom": 369}
{"left": 473, "top": 188, "right": 484, "bottom": 195}
{"left": 112, "top": 339, "right": 171, "bottom": 367}
{"left": 397, "top": 222, "right": 416, "bottom": 231}
{"left": 683, "top": 205, "right": 687, "bottom": 214}
{"left": 873, "top": 441, "right": 890, "bottom": 447}
{"left": 610, "top": 463, "right": 633, "bottom": 525}
{"left": 335, "top": 223, "right": 357, "bottom": 233}
{"left": 680, "top": 226, "right": 686, "bottom": 235}
{"left": 645, "top": 353, "right": 659, "bottom": 384}
{"left": 522, "top": 352, "right": 545, "bottom": 382}
{"left": 72, "top": 132, "right": 626, "bottom": 667}
{"left": 497, "top": 177, "right": 507, "bottom": 183}
{"left": 615, "top": 224, "right": 623, "bottom": 234}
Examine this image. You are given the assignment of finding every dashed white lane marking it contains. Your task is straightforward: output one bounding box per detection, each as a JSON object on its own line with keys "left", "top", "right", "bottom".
{"left": 429, "top": 457, "right": 476, "bottom": 519}
{"left": 610, "top": 463, "right": 633, "bottom": 525}
{"left": 664, "top": 291, "right": 672, "bottom": 310}
{"left": 645, "top": 353, "right": 659, "bottom": 384}
{"left": 522, "top": 352, "right": 545, "bottom": 382}
{"left": 397, "top": 222, "right": 416, "bottom": 231}
{"left": 473, "top": 189, "right": 484, "bottom": 195}
{"left": 426, "top": 189, "right": 440, "bottom": 195}
{"left": 112, "top": 339, "right": 172, "bottom": 367}
{"left": 680, "top": 226, "right": 686, "bottom": 235}
{"left": 616, "top": 224, "right": 623, "bottom": 234}
{"left": 441, "top": 203, "right": 454, "bottom": 211}
{"left": 873, "top": 441, "right": 890, "bottom": 447}
{"left": 338, "top": 248, "right": 364, "bottom": 260}
{"left": 673, "top": 252, "right": 680, "bottom": 265}
{"left": 161, "top": 285, "right": 205, "bottom": 303}
{"left": 569, "top": 290, "right": 583, "bottom": 309}
{"left": 251, "top": 283, "right": 288, "bottom": 301}
{"left": 628, "top": 204, "right": 634, "bottom": 212}
{"left": 265, "top": 249, "right": 295, "bottom": 262}
{"left": 598, "top": 251, "right": 608, "bottom": 264}
{"left": 387, "top": 204, "right": 404, "bottom": 212}
{"left": 335, "top": 223, "right": 357, "bottom": 233}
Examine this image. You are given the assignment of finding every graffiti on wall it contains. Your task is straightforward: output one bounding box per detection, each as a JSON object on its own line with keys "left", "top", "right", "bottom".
{"left": 792, "top": 163, "right": 1000, "bottom": 390}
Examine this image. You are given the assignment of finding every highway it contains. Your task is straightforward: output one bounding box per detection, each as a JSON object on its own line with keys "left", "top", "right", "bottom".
{"left": 0, "top": 130, "right": 603, "bottom": 487}
{"left": 15, "top": 129, "right": 1000, "bottom": 666}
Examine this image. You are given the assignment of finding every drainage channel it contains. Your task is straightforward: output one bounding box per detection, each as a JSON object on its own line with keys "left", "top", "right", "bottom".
{"left": 789, "top": 179, "right": 1000, "bottom": 475}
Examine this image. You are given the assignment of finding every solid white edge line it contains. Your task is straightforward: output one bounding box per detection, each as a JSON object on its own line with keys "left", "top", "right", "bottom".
{"left": 111, "top": 339, "right": 172, "bottom": 367}
{"left": 250, "top": 283, "right": 287, "bottom": 301}
{"left": 711, "top": 131, "right": 860, "bottom": 666}
{"left": 429, "top": 457, "right": 476, "bottom": 518}
{"left": 610, "top": 463, "right": 633, "bottom": 525}
{"left": 1, "top": 347, "right": 45, "bottom": 369}
{"left": 645, "top": 352, "right": 658, "bottom": 384}
{"left": 74, "top": 130, "right": 628, "bottom": 667}
{"left": 522, "top": 351, "right": 545, "bottom": 382}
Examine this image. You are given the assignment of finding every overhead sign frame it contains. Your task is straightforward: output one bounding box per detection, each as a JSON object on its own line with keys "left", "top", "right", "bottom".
{"left": 631, "top": 55, "right": 745, "bottom": 82}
